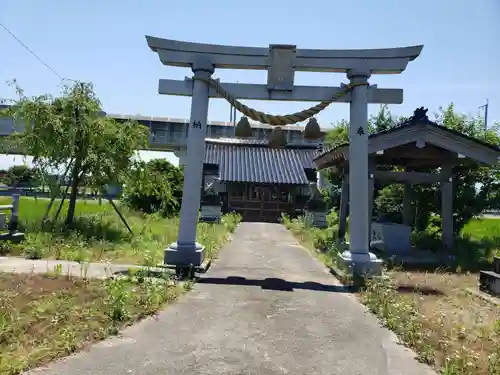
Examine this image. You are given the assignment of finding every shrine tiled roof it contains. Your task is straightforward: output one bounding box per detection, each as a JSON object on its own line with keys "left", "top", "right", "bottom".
{"left": 204, "top": 138, "right": 319, "bottom": 185}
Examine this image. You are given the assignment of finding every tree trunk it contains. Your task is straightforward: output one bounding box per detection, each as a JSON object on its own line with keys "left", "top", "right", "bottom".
{"left": 65, "top": 105, "right": 84, "bottom": 228}
{"left": 65, "top": 160, "right": 82, "bottom": 227}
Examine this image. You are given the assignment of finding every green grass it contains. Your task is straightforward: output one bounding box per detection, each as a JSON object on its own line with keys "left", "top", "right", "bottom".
{"left": 0, "top": 197, "right": 241, "bottom": 374}
{"left": 282, "top": 214, "right": 500, "bottom": 271}
{"left": 0, "top": 196, "right": 115, "bottom": 216}
{"left": 0, "top": 197, "right": 241, "bottom": 265}
{"left": 281, "top": 214, "right": 344, "bottom": 269}
{"left": 452, "top": 218, "right": 500, "bottom": 269}
{"left": 406, "top": 217, "right": 500, "bottom": 272}
{"left": 462, "top": 217, "right": 500, "bottom": 241}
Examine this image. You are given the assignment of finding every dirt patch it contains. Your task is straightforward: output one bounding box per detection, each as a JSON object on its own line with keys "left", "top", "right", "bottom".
{"left": 0, "top": 272, "right": 184, "bottom": 375}
{"left": 2, "top": 272, "right": 103, "bottom": 306}
{"left": 389, "top": 271, "right": 500, "bottom": 373}
{"left": 0, "top": 274, "right": 109, "bottom": 374}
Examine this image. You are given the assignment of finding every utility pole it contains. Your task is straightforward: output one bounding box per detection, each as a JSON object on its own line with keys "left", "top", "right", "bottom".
{"left": 229, "top": 104, "right": 236, "bottom": 137}
{"left": 478, "top": 99, "right": 489, "bottom": 130}
{"left": 229, "top": 82, "right": 238, "bottom": 136}
{"left": 233, "top": 81, "right": 239, "bottom": 126}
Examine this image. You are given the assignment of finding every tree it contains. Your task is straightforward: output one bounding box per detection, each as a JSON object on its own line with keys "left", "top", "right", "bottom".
{"left": 6, "top": 81, "right": 149, "bottom": 226}
{"left": 321, "top": 106, "right": 404, "bottom": 208}
{"left": 121, "top": 158, "right": 184, "bottom": 217}
{"left": 371, "top": 104, "right": 398, "bottom": 132}
{"left": 321, "top": 120, "right": 349, "bottom": 208}
{"left": 4, "top": 165, "right": 38, "bottom": 187}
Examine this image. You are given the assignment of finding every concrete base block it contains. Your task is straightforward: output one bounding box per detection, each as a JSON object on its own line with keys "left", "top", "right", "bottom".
{"left": 371, "top": 222, "right": 412, "bottom": 255}
{"left": 199, "top": 204, "right": 222, "bottom": 223}
{"left": 0, "top": 232, "right": 25, "bottom": 243}
{"left": 305, "top": 211, "right": 327, "bottom": 228}
{"left": 494, "top": 256, "right": 500, "bottom": 274}
{"left": 199, "top": 217, "right": 220, "bottom": 223}
{"left": 479, "top": 270, "right": 500, "bottom": 297}
{"left": 164, "top": 241, "right": 205, "bottom": 267}
{"left": 337, "top": 251, "right": 384, "bottom": 277}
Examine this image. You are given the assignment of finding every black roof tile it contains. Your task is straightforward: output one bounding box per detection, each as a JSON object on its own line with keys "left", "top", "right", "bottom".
{"left": 204, "top": 139, "right": 318, "bottom": 185}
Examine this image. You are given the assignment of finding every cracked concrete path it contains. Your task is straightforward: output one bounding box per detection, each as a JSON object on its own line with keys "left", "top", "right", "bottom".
{"left": 25, "top": 223, "right": 435, "bottom": 375}
{"left": 0, "top": 256, "right": 168, "bottom": 279}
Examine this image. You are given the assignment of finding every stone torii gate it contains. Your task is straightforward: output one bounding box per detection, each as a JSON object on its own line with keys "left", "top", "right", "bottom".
{"left": 146, "top": 36, "right": 423, "bottom": 276}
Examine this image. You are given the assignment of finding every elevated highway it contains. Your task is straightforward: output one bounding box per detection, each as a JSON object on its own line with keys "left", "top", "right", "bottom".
{"left": 0, "top": 107, "right": 323, "bottom": 156}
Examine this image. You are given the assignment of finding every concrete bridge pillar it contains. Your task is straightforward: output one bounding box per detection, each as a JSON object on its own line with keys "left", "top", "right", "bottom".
{"left": 317, "top": 171, "right": 326, "bottom": 190}
{"left": 174, "top": 149, "right": 187, "bottom": 166}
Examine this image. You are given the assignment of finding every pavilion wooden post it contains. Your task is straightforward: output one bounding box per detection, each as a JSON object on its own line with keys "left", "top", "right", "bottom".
{"left": 403, "top": 184, "right": 413, "bottom": 226}
{"left": 403, "top": 167, "right": 413, "bottom": 226}
{"left": 368, "top": 157, "right": 376, "bottom": 244}
{"left": 338, "top": 170, "right": 349, "bottom": 241}
{"left": 441, "top": 163, "right": 454, "bottom": 251}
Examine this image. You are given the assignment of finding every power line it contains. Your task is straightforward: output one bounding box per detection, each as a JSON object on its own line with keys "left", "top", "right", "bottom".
{"left": 0, "top": 22, "right": 64, "bottom": 81}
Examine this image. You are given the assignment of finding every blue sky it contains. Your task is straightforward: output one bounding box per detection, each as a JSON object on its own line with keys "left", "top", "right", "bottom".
{"left": 1, "top": 0, "right": 499, "bottom": 169}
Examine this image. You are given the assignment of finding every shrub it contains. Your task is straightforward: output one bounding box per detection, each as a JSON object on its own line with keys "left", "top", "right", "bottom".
{"left": 121, "top": 159, "right": 183, "bottom": 217}
{"left": 312, "top": 228, "right": 330, "bottom": 251}
{"left": 221, "top": 212, "right": 242, "bottom": 232}
{"left": 283, "top": 212, "right": 339, "bottom": 253}
{"left": 3, "top": 165, "right": 39, "bottom": 187}
{"left": 326, "top": 209, "right": 339, "bottom": 227}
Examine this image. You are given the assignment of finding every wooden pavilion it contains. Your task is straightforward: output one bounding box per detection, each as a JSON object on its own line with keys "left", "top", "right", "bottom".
{"left": 313, "top": 107, "right": 500, "bottom": 251}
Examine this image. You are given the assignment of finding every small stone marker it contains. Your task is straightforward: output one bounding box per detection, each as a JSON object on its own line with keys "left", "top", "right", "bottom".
{"left": 479, "top": 256, "right": 500, "bottom": 296}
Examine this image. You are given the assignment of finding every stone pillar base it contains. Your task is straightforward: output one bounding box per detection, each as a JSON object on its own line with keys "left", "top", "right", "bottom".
{"left": 164, "top": 242, "right": 205, "bottom": 267}
{"left": 337, "top": 250, "right": 383, "bottom": 277}
{"left": 0, "top": 232, "right": 25, "bottom": 243}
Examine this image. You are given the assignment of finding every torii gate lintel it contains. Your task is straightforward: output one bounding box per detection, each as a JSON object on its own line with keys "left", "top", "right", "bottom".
{"left": 145, "top": 35, "right": 423, "bottom": 74}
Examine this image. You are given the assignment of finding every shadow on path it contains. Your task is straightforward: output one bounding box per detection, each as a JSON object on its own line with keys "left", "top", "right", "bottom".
{"left": 197, "top": 276, "right": 354, "bottom": 293}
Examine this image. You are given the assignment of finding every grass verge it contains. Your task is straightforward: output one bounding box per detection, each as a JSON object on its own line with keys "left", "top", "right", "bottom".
{"left": 282, "top": 214, "right": 500, "bottom": 374}
{"left": 0, "top": 270, "right": 191, "bottom": 375}
{"left": 363, "top": 272, "right": 499, "bottom": 374}
{"left": 281, "top": 215, "right": 340, "bottom": 267}
{"left": 0, "top": 197, "right": 241, "bottom": 265}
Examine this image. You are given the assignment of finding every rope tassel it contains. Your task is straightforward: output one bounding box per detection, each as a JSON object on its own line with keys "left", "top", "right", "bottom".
{"left": 193, "top": 76, "right": 368, "bottom": 126}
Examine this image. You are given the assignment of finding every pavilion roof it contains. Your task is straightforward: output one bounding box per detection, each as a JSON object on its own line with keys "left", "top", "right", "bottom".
{"left": 313, "top": 107, "right": 500, "bottom": 170}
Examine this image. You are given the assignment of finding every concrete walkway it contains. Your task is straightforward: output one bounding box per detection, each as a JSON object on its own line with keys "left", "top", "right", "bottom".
{"left": 22, "top": 223, "right": 435, "bottom": 375}
{"left": 0, "top": 257, "right": 162, "bottom": 279}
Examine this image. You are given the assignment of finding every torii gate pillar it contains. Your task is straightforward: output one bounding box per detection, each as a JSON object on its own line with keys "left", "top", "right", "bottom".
{"left": 164, "top": 58, "right": 214, "bottom": 268}
{"left": 340, "top": 68, "right": 383, "bottom": 275}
